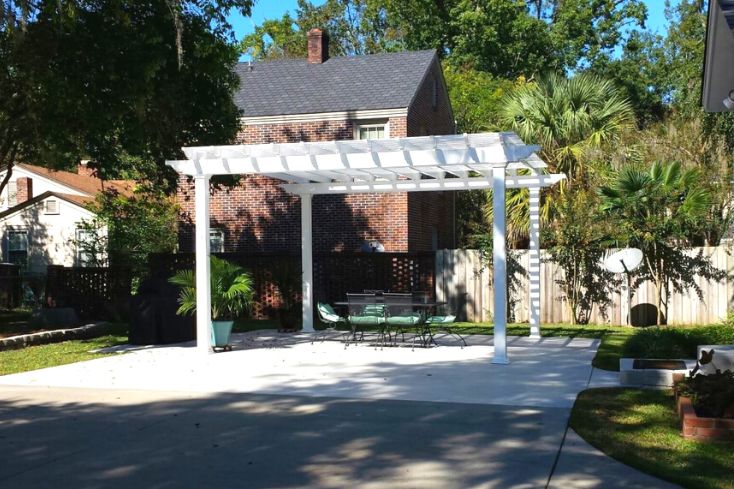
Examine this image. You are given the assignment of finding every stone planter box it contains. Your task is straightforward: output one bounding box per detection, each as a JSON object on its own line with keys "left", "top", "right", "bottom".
{"left": 619, "top": 358, "right": 696, "bottom": 387}
{"left": 677, "top": 396, "right": 734, "bottom": 441}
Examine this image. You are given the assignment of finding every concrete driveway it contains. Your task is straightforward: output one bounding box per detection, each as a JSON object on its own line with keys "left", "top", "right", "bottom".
{"left": 0, "top": 333, "right": 678, "bottom": 488}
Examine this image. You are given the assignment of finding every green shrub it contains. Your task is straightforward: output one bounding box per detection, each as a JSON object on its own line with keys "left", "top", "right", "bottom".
{"left": 622, "top": 325, "right": 734, "bottom": 360}
{"left": 675, "top": 370, "right": 734, "bottom": 418}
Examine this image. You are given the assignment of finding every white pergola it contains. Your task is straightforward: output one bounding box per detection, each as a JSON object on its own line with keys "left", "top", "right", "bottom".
{"left": 167, "top": 132, "right": 565, "bottom": 364}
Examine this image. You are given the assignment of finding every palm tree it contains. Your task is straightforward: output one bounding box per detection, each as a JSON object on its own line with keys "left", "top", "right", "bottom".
{"left": 599, "top": 161, "right": 718, "bottom": 325}
{"left": 500, "top": 72, "right": 635, "bottom": 179}
{"left": 485, "top": 73, "right": 635, "bottom": 243}
{"left": 169, "top": 256, "right": 255, "bottom": 321}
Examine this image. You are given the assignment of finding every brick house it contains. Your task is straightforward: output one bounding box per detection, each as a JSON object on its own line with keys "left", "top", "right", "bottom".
{"left": 177, "top": 29, "right": 457, "bottom": 254}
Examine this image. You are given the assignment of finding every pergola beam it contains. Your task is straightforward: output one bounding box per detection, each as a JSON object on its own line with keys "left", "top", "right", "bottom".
{"left": 281, "top": 175, "right": 565, "bottom": 195}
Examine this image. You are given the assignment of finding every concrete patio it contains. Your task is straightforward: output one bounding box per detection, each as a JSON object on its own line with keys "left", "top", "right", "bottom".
{"left": 0, "top": 333, "right": 678, "bottom": 488}
{"left": 0, "top": 332, "right": 600, "bottom": 408}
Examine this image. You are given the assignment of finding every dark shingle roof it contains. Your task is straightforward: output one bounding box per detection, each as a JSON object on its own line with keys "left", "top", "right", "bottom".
{"left": 234, "top": 50, "right": 437, "bottom": 117}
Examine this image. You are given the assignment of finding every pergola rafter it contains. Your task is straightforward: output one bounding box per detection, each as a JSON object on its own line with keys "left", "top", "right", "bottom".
{"left": 167, "top": 132, "right": 565, "bottom": 364}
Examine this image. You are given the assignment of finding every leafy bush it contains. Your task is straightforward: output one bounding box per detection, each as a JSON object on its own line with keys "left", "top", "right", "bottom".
{"left": 675, "top": 370, "right": 734, "bottom": 418}
{"left": 169, "top": 257, "right": 254, "bottom": 321}
{"left": 622, "top": 325, "right": 734, "bottom": 360}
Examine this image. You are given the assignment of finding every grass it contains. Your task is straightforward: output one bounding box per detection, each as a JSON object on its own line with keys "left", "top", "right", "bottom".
{"left": 0, "top": 322, "right": 129, "bottom": 376}
{"left": 570, "top": 388, "right": 734, "bottom": 489}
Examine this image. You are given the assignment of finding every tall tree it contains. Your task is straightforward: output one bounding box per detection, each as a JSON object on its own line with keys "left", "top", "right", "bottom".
{"left": 244, "top": 0, "right": 647, "bottom": 77}
{"left": 599, "top": 161, "right": 725, "bottom": 325}
{"left": 500, "top": 73, "right": 635, "bottom": 181}
{"left": 492, "top": 72, "right": 635, "bottom": 242}
{"left": 0, "top": 0, "right": 253, "bottom": 193}
{"left": 242, "top": 0, "right": 400, "bottom": 60}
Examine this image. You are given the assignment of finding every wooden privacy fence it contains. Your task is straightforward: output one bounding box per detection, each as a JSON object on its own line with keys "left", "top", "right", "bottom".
{"left": 435, "top": 246, "right": 734, "bottom": 325}
{"left": 149, "top": 252, "right": 435, "bottom": 320}
{"left": 46, "top": 265, "right": 132, "bottom": 320}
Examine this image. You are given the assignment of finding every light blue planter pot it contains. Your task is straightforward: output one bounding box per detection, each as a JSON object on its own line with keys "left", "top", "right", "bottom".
{"left": 211, "top": 320, "right": 234, "bottom": 352}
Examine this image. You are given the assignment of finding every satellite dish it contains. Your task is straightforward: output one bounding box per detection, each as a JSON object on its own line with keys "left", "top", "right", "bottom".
{"left": 360, "top": 240, "right": 385, "bottom": 253}
{"left": 603, "top": 248, "right": 643, "bottom": 274}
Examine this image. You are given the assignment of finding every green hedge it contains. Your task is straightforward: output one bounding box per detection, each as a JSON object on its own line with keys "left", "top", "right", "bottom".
{"left": 622, "top": 325, "right": 734, "bottom": 359}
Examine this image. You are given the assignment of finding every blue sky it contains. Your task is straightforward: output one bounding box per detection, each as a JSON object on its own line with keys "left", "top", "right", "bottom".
{"left": 229, "top": 0, "right": 675, "bottom": 50}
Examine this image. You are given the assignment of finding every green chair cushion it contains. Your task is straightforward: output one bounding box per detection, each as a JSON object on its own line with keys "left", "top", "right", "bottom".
{"left": 386, "top": 314, "right": 422, "bottom": 326}
{"left": 349, "top": 315, "right": 385, "bottom": 325}
{"left": 318, "top": 302, "right": 345, "bottom": 324}
{"left": 427, "top": 315, "right": 456, "bottom": 324}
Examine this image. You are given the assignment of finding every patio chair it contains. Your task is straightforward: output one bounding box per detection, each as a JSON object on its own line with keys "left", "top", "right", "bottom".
{"left": 426, "top": 313, "right": 466, "bottom": 347}
{"left": 314, "top": 302, "right": 347, "bottom": 344}
{"left": 346, "top": 293, "right": 386, "bottom": 346}
{"left": 384, "top": 293, "right": 423, "bottom": 348}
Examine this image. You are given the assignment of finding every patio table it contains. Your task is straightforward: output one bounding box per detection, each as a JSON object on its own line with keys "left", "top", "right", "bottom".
{"left": 334, "top": 301, "right": 447, "bottom": 347}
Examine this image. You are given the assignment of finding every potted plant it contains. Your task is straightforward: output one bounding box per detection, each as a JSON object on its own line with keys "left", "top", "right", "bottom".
{"left": 169, "top": 256, "right": 254, "bottom": 351}
{"left": 270, "top": 259, "right": 301, "bottom": 332}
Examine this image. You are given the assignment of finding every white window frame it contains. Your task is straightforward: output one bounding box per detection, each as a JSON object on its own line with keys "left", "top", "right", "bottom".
{"left": 6, "top": 228, "right": 29, "bottom": 266}
{"left": 354, "top": 121, "right": 390, "bottom": 140}
{"left": 44, "top": 199, "right": 60, "bottom": 215}
{"left": 209, "top": 228, "right": 225, "bottom": 253}
{"left": 75, "top": 228, "right": 97, "bottom": 267}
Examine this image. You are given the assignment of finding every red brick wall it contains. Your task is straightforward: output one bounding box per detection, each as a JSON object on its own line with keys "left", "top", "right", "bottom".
{"left": 407, "top": 59, "right": 455, "bottom": 137}
{"left": 406, "top": 58, "right": 456, "bottom": 250}
{"left": 235, "top": 119, "right": 355, "bottom": 144}
{"left": 176, "top": 56, "right": 458, "bottom": 253}
{"left": 178, "top": 117, "right": 413, "bottom": 253}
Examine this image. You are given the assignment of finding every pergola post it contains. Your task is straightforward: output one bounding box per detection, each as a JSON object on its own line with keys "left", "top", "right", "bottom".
{"left": 492, "top": 166, "right": 508, "bottom": 364}
{"left": 528, "top": 187, "right": 541, "bottom": 338}
{"left": 194, "top": 174, "right": 212, "bottom": 354}
{"left": 301, "top": 193, "right": 314, "bottom": 332}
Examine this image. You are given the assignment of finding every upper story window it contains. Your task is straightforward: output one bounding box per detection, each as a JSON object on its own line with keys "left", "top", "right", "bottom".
{"left": 7, "top": 230, "right": 28, "bottom": 267}
{"left": 210, "top": 229, "right": 225, "bottom": 253}
{"left": 356, "top": 123, "right": 387, "bottom": 140}
{"left": 45, "top": 199, "right": 60, "bottom": 215}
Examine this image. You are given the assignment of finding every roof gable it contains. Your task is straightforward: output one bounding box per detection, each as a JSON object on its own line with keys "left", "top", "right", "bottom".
{"left": 14, "top": 164, "right": 134, "bottom": 198}
{"left": 0, "top": 191, "right": 95, "bottom": 221}
{"left": 235, "top": 50, "right": 438, "bottom": 118}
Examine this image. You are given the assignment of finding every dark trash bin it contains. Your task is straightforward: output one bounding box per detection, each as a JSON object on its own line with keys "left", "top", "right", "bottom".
{"left": 129, "top": 278, "right": 194, "bottom": 345}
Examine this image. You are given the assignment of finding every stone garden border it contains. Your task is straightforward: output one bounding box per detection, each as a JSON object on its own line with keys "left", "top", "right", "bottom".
{"left": 0, "top": 322, "right": 110, "bottom": 351}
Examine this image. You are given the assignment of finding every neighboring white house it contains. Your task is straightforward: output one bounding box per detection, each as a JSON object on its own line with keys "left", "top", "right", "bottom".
{"left": 0, "top": 162, "right": 134, "bottom": 273}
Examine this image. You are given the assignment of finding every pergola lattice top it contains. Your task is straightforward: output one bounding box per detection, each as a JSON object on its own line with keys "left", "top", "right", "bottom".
{"left": 168, "top": 132, "right": 563, "bottom": 194}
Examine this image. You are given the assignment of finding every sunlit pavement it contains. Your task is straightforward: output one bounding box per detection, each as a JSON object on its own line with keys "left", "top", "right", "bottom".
{"left": 0, "top": 333, "right": 678, "bottom": 488}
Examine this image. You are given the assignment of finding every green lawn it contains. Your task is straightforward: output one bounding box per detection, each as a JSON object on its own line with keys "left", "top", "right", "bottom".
{"left": 0, "top": 323, "right": 129, "bottom": 376}
{"left": 570, "top": 388, "right": 734, "bottom": 489}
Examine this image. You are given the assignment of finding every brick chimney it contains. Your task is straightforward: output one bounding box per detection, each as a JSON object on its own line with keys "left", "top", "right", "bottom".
{"left": 307, "top": 28, "right": 329, "bottom": 64}
{"left": 16, "top": 177, "right": 33, "bottom": 203}
{"left": 77, "top": 159, "right": 95, "bottom": 178}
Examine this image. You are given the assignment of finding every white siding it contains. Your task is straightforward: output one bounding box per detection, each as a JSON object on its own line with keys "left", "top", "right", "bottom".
{"left": 0, "top": 197, "right": 103, "bottom": 273}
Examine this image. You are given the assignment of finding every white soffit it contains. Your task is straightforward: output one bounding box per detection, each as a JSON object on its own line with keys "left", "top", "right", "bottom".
{"left": 166, "top": 132, "right": 565, "bottom": 194}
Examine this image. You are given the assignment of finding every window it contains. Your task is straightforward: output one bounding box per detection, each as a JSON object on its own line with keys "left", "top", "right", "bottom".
{"left": 76, "top": 228, "right": 96, "bottom": 267}
{"left": 7, "top": 181, "right": 16, "bottom": 207}
{"left": 45, "top": 199, "right": 60, "bottom": 215}
{"left": 210, "top": 229, "right": 225, "bottom": 253}
{"left": 356, "top": 124, "right": 386, "bottom": 140}
{"left": 432, "top": 78, "right": 439, "bottom": 110}
{"left": 7, "top": 230, "right": 28, "bottom": 267}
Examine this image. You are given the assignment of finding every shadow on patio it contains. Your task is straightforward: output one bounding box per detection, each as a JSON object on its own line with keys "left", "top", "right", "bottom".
{"left": 0, "top": 387, "right": 569, "bottom": 488}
